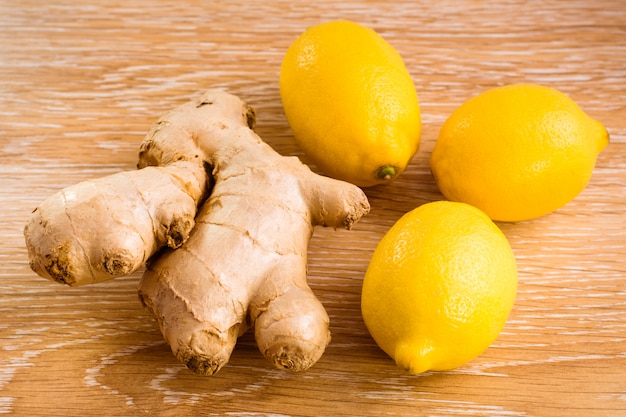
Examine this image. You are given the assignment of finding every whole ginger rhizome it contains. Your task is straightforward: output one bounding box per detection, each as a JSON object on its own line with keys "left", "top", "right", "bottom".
{"left": 24, "top": 90, "right": 370, "bottom": 375}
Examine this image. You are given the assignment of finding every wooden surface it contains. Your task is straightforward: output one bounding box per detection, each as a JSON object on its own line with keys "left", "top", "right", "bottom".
{"left": 1, "top": 1, "right": 625, "bottom": 416}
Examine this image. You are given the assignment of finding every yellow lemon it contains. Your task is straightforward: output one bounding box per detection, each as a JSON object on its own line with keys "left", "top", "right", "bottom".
{"left": 280, "top": 20, "right": 421, "bottom": 187}
{"left": 361, "top": 201, "right": 517, "bottom": 374}
{"left": 430, "top": 84, "right": 609, "bottom": 222}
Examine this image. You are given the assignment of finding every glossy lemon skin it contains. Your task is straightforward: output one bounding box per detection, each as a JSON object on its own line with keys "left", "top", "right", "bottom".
{"left": 280, "top": 20, "right": 421, "bottom": 187}
{"left": 361, "top": 201, "right": 518, "bottom": 374}
{"left": 430, "top": 84, "right": 609, "bottom": 222}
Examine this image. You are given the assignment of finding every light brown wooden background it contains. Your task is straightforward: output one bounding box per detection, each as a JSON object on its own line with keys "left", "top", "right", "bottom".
{"left": 1, "top": 1, "right": 625, "bottom": 416}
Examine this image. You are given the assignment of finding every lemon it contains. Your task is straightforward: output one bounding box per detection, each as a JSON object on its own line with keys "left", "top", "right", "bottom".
{"left": 280, "top": 20, "right": 421, "bottom": 187}
{"left": 361, "top": 201, "right": 517, "bottom": 374}
{"left": 430, "top": 84, "right": 609, "bottom": 222}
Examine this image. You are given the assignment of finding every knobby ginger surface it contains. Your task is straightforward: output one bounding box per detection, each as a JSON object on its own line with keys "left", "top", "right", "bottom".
{"left": 24, "top": 89, "right": 370, "bottom": 374}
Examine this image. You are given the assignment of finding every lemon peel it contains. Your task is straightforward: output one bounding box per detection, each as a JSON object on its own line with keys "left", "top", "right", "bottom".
{"left": 361, "top": 201, "right": 518, "bottom": 374}
{"left": 430, "top": 83, "right": 609, "bottom": 222}
{"left": 280, "top": 20, "right": 421, "bottom": 187}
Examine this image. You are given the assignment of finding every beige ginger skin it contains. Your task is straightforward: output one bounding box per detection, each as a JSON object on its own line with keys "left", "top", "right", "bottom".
{"left": 24, "top": 163, "right": 206, "bottom": 285}
{"left": 24, "top": 89, "right": 370, "bottom": 374}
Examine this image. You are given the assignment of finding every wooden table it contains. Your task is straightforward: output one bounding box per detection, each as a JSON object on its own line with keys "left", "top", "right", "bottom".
{"left": 1, "top": 1, "right": 625, "bottom": 416}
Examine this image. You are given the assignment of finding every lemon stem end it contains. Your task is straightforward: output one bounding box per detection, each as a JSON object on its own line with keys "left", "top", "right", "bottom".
{"left": 376, "top": 165, "right": 398, "bottom": 181}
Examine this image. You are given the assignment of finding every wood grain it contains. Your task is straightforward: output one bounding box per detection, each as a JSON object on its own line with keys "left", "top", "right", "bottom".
{"left": 1, "top": 1, "right": 625, "bottom": 416}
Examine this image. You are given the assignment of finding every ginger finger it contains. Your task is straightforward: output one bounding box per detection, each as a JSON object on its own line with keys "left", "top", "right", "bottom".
{"left": 24, "top": 162, "right": 206, "bottom": 286}
{"left": 252, "top": 282, "right": 331, "bottom": 372}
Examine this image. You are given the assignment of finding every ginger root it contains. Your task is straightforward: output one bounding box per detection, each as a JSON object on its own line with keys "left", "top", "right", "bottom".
{"left": 24, "top": 89, "right": 370, "bottom": 374}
